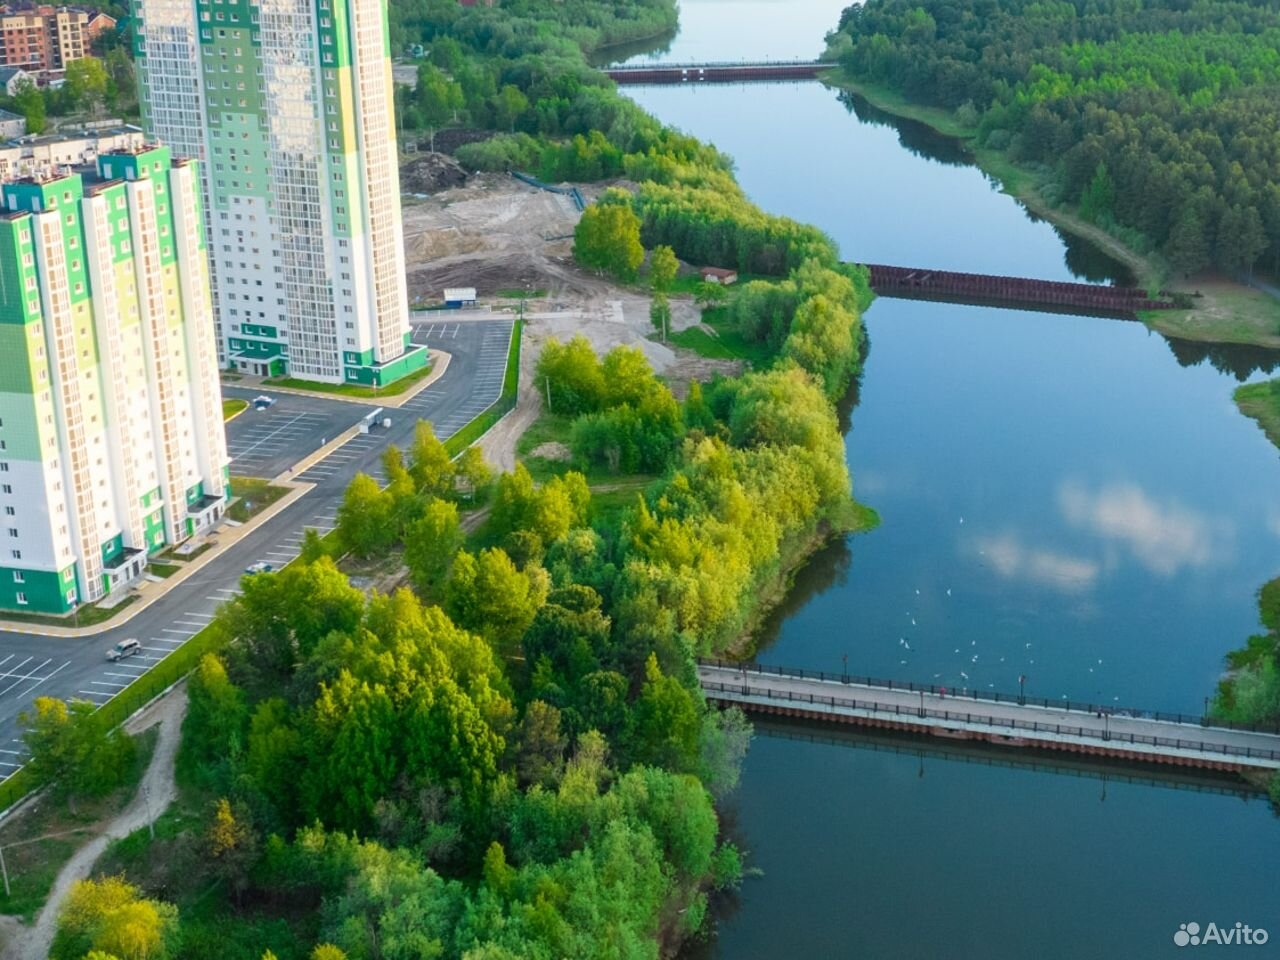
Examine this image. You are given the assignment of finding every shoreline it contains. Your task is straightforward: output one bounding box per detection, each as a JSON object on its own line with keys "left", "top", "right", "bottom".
{"left": 823, "top": 72, "right": 1280, "bottom": 351}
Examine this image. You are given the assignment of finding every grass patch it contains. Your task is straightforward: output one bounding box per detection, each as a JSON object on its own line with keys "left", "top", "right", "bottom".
{"left": 264, "top": 359, "right": 435, "bottom": 399}
{"left": 665, "top": 308, "right": 774, "bottom": 368}
{"left": 0, "top": 594, "right": 138, "bottom": 628}
{"left": 1235, "top": 381, "right": 1280, "bottom": 452}
{"left": 227, "top": 476, "right": 291, "bottom": 523}
{"left": 155, "top": 541, "right": 212, "bottom": 563}
{"left": 147, "top": 562, "right": 182, "bottom": 579}
{"left": 497, "top": 288, "right": 548, "bottom": 299}
{"left": 0, "top": 728, "right": 158, "bottom": 922}
{"left": 222, "top": 398, "right": 248, "bottom": 422}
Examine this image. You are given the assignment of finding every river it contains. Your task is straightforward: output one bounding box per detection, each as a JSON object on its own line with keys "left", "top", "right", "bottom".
{"left": 612, "top": 3, "right": 1280, "bottom": 957}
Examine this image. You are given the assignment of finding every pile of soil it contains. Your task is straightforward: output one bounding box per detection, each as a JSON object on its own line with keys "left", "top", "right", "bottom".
{"left": 400, "top": 152, "right": 469, "bottom": 195}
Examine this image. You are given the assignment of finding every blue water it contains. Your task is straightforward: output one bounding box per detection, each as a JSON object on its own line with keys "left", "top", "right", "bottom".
{"left": 619, "top": 3, "right": 1280, "bottom": 957}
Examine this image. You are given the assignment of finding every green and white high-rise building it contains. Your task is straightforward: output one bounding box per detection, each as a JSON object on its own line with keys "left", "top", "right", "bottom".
{"left": 132, "top": 0, "right": 428, "bottom": 386}
{"left": 0, "top": 145, "right": 230, "bottom": 614}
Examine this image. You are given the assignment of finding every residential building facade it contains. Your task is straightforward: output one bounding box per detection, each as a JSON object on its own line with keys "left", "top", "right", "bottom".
{"left": 0, "top": 5, "right": 107, "bottom": 74}
{"left": 0, "top": 143, "right": 230, "bottom": 614}
{"left": 132, "top": 0, "right": 427, "bottom": 386}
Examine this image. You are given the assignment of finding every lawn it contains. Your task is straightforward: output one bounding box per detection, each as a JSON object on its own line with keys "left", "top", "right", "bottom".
{"left": 147, "top": 562, "right": 182, "bottom": 579}
{"left": 227, "top": 476, "right": 291, "bottom": 523}
{"left": 264, "top": 358, "right": 435, "bottom": 399}
{"left": 667, "top": 309, "right": 773, "bottom": 368}
{"left": 221, "top": 398, "right": 248, "bottom": 421}
{"left": 0, "top": 594, "right": 137, "bottom": 628}
{"left": 1235, "top": 381, "right": 1280, "bottom": 452}
{"left": 0, "top": 728, "right": 158, "bottom": 922}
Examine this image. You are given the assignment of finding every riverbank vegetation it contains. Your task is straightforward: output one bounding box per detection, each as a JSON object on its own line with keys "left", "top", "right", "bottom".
{"left": 20, "top": 1, "right": 880, "bottom": 956}
{"left": 827, "top": 0, "right": 1280, "bottom": 343}
{"left": 1212, "top": 577, "right": 1280, "bottom": 803}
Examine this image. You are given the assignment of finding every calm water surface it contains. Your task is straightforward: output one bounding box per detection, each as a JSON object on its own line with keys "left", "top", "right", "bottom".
{"left": 619, "top": 2, "right": 1280, "bottom": 957}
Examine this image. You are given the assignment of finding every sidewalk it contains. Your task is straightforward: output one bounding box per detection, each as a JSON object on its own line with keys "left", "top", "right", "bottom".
{"left": 222, "top": 349, "right": 452, "bottom": 409}
{"left": 0, "top": 475, "right": 317, "bottom": 639}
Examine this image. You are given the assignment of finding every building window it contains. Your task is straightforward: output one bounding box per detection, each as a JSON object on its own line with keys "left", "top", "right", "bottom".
{"left": 14, "top": 591, "right": 25, "bottom": 605}
{"left": 12, "top": 571, "right": 22, "bottom": 583}
{"left": 3, "top": 506, "right": 11, "bottom": 515}
{"left": 10, "top": 549, "right": 19, "bottom": 560}
{"left": 7, "top": 528, "right": 16, "bottom": 537}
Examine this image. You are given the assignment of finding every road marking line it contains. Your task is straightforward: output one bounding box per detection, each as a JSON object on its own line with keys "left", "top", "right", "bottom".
{"left": 77, "top": 689, "right": 113, "bottom": 698}
{"left": 161, "top": 628, "right": 193, "bottom": 635}
{"left": 91, "top": 680, "right": 130, "bottom": 689}
{"left": 0, "top": 749, "right": 22, "bottom": 755}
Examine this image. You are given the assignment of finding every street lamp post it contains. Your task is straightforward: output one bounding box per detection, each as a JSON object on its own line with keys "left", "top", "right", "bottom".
{"left": 841, "top": 653, "right": 848, "bottom": 684}
{"left": 918, "top": 688, "right": 925, "bottom": 718}
{"left": 1018, "top": 674, "right": 1027, "bottom": 706}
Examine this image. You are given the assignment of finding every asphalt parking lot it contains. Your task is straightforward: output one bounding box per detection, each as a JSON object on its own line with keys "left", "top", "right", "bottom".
{"left": 395, "top": 320, "right": 513, "bottom": 436}
{"left": 222, "top": 387, "right": 378, "bottom": 478}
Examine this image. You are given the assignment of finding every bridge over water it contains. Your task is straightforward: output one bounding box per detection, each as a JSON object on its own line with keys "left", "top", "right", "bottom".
{"left": 699, "top": 661, "right": 1280, "bottom": 773}
{"left": 605, "top": 60, "right": 835, "bottom": 85}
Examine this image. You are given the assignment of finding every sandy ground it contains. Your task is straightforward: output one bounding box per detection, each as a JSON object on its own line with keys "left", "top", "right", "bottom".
{"left": 0, "top": 686, "right": 187, "bottom": 960}
{"left": 405, "top": 175, "right": 743, "bottom": 469}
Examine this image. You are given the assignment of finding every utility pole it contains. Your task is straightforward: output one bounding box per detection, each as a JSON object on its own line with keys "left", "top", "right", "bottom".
{"left": 143, "top": 785, "right": 154, "bottom": 841}
{"left": 0, "top": 843, "right": 9, "bottom": 898}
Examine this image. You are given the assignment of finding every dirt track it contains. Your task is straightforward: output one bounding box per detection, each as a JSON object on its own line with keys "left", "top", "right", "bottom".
{"left": 405, "top": 175, "right": 743, "bottom": 467}
{"left": 0, "top": 687, "right": 187, "bottom": 960}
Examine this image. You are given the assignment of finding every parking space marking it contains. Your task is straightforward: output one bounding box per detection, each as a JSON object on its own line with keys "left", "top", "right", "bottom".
{"left": 77, "top": 689, "right": 114, "bottom": 699}
{"left": 161, "top": 627, "right": 194, "bottom": 635}
{"left": 91, "top": 679, "right": 131, "bottom": 689}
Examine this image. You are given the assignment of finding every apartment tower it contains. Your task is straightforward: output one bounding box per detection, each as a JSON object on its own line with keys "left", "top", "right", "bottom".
{"left": 131, "top": 0, "right": 426, "bottom": 386}
{"left": 0, "top": 144, "right": 230, "bottom": 614}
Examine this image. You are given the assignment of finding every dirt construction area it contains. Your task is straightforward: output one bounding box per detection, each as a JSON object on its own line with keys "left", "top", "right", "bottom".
{"left": 401, "top": 173, "right": 743, "bottom": 468}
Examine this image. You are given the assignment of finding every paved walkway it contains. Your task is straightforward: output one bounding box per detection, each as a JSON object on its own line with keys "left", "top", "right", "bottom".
{"left": 699, "top": 663, "right": 1280, "bottom": 770}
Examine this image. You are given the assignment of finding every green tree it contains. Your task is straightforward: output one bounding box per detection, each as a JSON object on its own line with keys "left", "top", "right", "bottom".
{"left": 649, "top": 292, "right": 671, "bottom": 341}
{"left": 695, "top": 281, "right": 727, "bottom": 309}
{"left": 626, "top": 654, "right": 701, "bottom": 771}
{"left": 11, "top": 78, "right": 45, "bottom": 133}
{"left": 336, "top": 472, "right": 396, "bottom": 558}
{"left": 404, "top": 498, "right": 464, "bottom": 598}
{"left": 1217, "top": 204, "right": 1268, "bottom": 278}
{"left": 1077, "top": 162, "right": 1115, "bottom": 223}
{"left": 19, "top": 697, "right": 135, "bottom": 810}
{"left": 515, "top": 700, "right": 566, "bottom": 788}
{"left": 446, "top": 548, "right": 547, "bottom": 653}
{"left": 51, "top": 876, "right": 178, "bottom": 960}
{"left": 648, "top": 244, "right": 679, "bottom": 292}
{"left": 181, "top": 654, "right": 246, "bottom": 789}
{"left": 574, "top": 198, "right": 644, "bottom": 281}
{"left": 493, "top": 84, "right": 529, "bottom": 133}
{"left": 409, "top": 420, "right": 455, "bottom": 498}
{"left": 64, "top": 57, "right": 109, "bottom": 115}
{"left": 456, "top": 445, "right": 493, "bottom": 500}
{"left": 206, "top": 798, "right": 260, "bottom": 905}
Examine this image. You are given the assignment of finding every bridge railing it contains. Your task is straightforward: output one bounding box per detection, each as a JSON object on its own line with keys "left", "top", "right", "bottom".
{"left": 698, "top": 659, "right": 1280, "bottom": 735}
{"left": 701, "top": 681, "right": 1280, "bottom": 763}
{"left": 605, "top": 59, "right": 834, "bottom": 71}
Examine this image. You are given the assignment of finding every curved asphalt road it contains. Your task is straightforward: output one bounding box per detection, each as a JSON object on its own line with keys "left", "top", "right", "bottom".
{"left": 0, "top": 318, "right": 514, "bottom": 782}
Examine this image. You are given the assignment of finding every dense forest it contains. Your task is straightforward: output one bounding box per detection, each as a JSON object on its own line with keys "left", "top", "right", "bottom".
{"left": 830, "top": 0, "right": 1280, "bottom": 279}
{"left": 26, "top": 0, "right": 878, "bottom": 956}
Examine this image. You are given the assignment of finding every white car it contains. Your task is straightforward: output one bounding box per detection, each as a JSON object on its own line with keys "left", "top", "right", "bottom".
{"left": 106, "top": 638, "right": 141, "bottom": 661}
{"left": 245, "top": 561, "right": 274, "bottom": 575}
{"left": 252, "top": 395, "right": 276, "bottom": 410}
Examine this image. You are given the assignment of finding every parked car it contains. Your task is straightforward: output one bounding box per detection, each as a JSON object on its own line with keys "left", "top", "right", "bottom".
{"left": 245, "top": 561, "right": 273, "bottom": 574}
{"left": 252, "top": 395, "right": 276, "bottom": 410}
{"left": 106, "top": 638, "right": 141, "bottom": 661}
